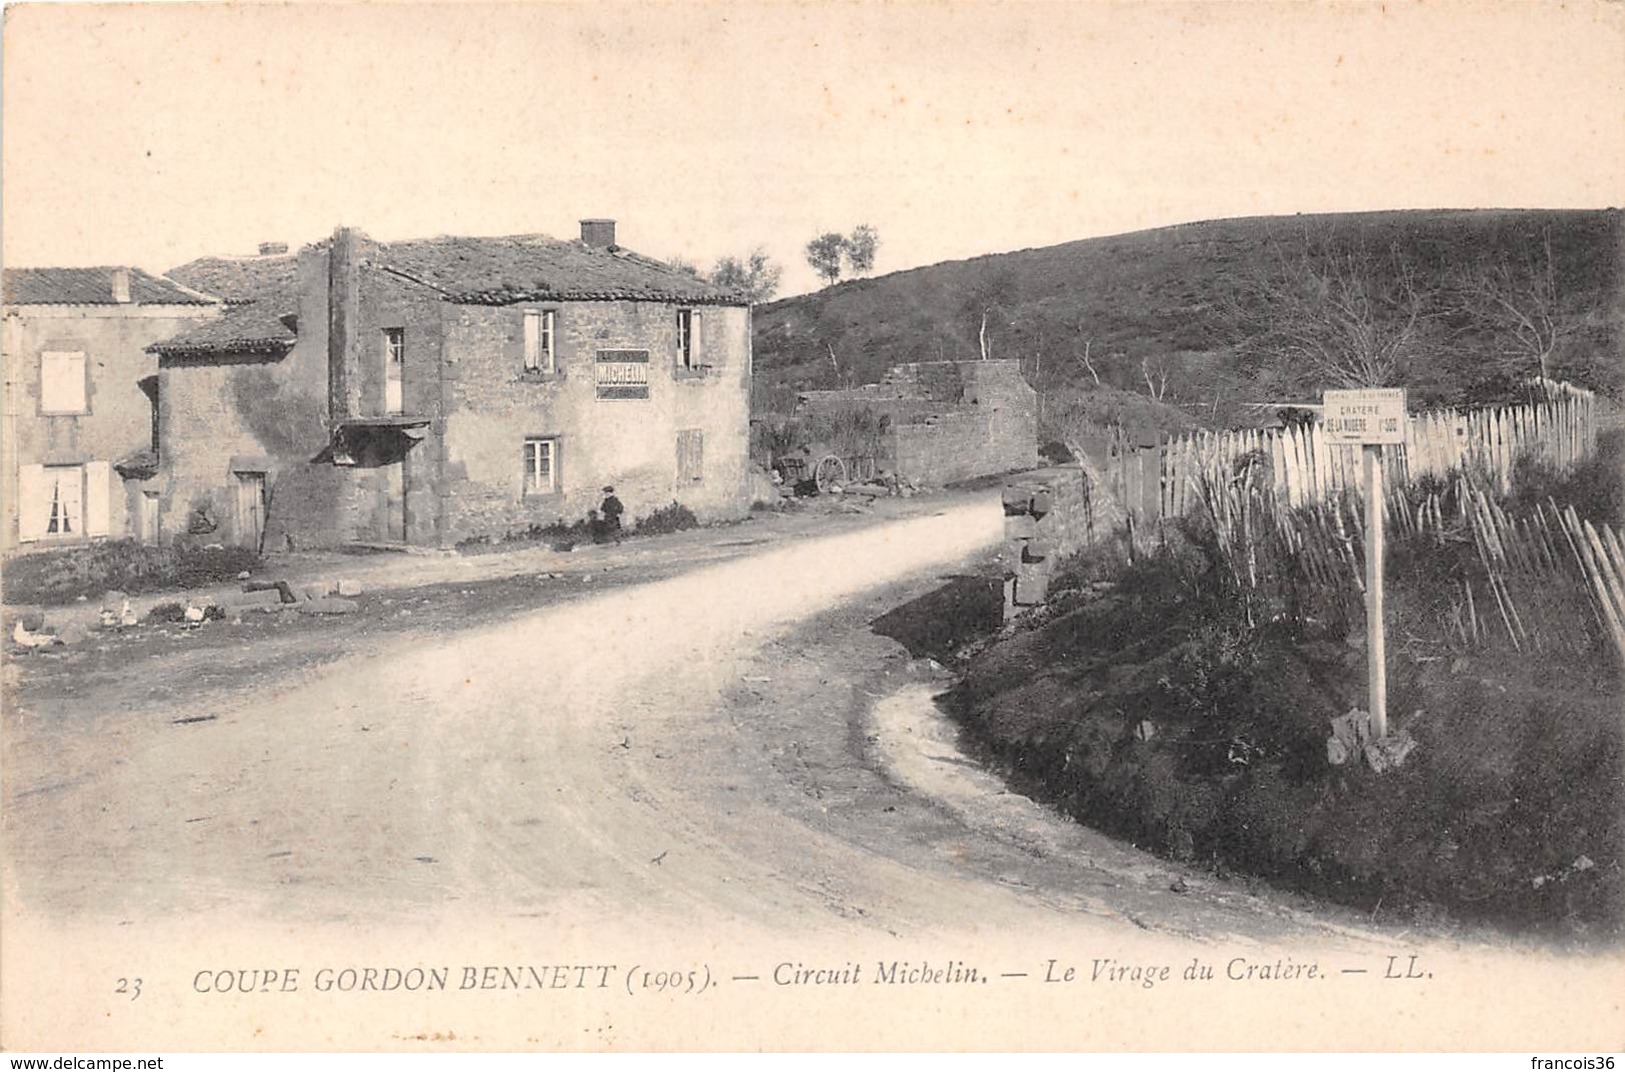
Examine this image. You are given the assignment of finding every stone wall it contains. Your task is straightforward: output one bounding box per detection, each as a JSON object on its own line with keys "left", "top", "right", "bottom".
{"left": 797, "top": 359, "right": 1038, "bottom": 487}
{"left": 438, "top": 300, "right": 752, "bottom": 544}
{"left": 999, "top": 462, "right": 1123, "bottom": 617}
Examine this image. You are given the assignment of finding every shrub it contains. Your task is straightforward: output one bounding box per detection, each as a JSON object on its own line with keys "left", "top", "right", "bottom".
{"left": 750, "top": 407, "right": 890, "bottom": 467}
{"left": 3, "top": 541, "right": 262, "bottom": 606}
{"left": 144, "top": 601, "right": 187, "bottom": 623}
{"left": 633, "top": 502, "right": 699, "bottom": 536}
{"left": 1505, "top": 426, "right": 1623, "bottom": 525}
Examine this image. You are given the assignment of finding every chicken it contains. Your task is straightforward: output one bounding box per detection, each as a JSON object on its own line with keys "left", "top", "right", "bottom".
{"left": 13, "top": 621, "right": 63, "bottom": 650}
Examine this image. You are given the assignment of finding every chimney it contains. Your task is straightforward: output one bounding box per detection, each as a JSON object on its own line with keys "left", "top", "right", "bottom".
{"left": 259, "top": 242, "right": 289, "bottom": 256}
{"left": 328, "top": 227, "right": 365, "bottom": 420}
{"left": 110, "top": 267, "right": 132, "bottom": 304}
{"left": 580, "top": 219, "right": 617, "bottom": 249}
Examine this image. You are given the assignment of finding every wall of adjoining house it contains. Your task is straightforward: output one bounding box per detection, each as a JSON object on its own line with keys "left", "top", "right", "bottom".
{"left": 967, "top": 359, "right": 1041, "bottom": 477}
{"left": 347, "top": 255, "right": 447, "bottom": 546}
{"left": 3, "top": 302, "right": 218, "bottom": 551}
{"left": 438, "top": 299, "right": 752, "bottom": 543}
{"left": 157, "top": 250, "right": 352, "bottom": 552}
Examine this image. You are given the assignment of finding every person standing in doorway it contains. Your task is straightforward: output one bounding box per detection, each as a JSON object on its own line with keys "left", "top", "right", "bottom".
{"left": 599, "top": 486, "right": 624, "bottom": 543}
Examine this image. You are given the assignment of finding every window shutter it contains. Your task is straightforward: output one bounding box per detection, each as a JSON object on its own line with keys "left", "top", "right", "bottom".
{"left": 676, "top": 429, "right": 704, "bottom": 482}
{"left": 85, "top": 461, "right": 113, "bottom": 537}
{"left": 523, "top": 312, "right": 540, "bottom": 369}
{"left": 17, "top": 464, "right": 46, "bottom": 541}
{"left": 691, "top": 312, "right": 704, "bottom": 365}
{"left": 41, "top": 352, "right": 87, "bottom": 413}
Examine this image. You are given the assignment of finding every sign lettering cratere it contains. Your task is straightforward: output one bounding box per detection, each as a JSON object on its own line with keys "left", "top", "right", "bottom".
{"left": 1322, "top": 388, "right": 1407, "bottom": 445}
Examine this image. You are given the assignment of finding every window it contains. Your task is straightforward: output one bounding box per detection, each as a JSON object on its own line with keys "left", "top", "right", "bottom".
{"left": 677, "top": 429, "right": 704, "bottom": 483}
{"left": 676, "top": 309, "right": 703, "bottom": 370}
{"left": 383, "top": 328, "right": 404, "bottom": 414}
{"left": 524, "top": 310, "right": 556, "bottom": 373}
{"left": 523, "top": 437, "right": 558, "bottom": 495}
{"left": 40, "top": 351, "right": 87, "bottom": 414}
{"left": 43, "top": 465, "right": 84, "bottom": 536}
{"left": 18, "top": 462, "right": 108, "bottom": 542}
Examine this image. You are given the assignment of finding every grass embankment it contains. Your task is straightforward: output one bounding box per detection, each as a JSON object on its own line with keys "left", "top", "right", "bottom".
{"left": 918, "top": 436, "right": 1623, "bottom": 939}
{"left": 4, "top": 541, "right": 263, "bottom": 606}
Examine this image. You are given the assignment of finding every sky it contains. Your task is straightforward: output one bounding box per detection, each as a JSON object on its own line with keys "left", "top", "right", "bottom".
{"left": 3, "top": 1, "right": 1622, "bottom": 298}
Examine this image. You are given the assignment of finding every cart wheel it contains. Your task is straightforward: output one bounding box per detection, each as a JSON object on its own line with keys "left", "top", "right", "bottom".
{"left": 813, "top": 454, "right": 849, "bottom": 492}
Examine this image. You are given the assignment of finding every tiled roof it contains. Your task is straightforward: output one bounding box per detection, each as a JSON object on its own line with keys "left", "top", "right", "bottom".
{"left": 149, "top": 228, "right": 743, "bottom": 356}
{"left": 374, "top": 234, "right": 747, "bottom": 306}
{"left": 148, "top": 295, "right": 297, "bottom": 357}
{"left": 165, "top": 254, "right": 300, "bottom": 303}
{"left": 2, "top": 266, "right": 217, "bottom": 306}
{"left": 114, "top": 450, "right": 160, "bottom": 479}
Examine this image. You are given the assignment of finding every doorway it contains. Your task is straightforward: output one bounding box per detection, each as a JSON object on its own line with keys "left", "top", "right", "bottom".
{"left": 140, "top": 491, "right": 159, "bottom": 545}
{"left": 384, "top": 461, "right": 407, "bottom": 543}
{"left": 235, "top": 472, "right": 266, "bottom": 551}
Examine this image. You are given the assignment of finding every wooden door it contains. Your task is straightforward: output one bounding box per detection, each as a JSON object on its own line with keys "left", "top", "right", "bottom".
{"left": 235, "top": 473, "right": 266, "bottom": 551}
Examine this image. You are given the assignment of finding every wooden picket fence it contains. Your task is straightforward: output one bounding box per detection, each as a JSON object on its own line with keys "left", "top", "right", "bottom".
{"left": 1108, "top": 379, "right": 1598, "bottom": 524}
{"left": 1413, "top": 482, "right": 1625, "bottom": 661}
{"left": 1190, "top": 463, "right": 1625, "bottom": 663}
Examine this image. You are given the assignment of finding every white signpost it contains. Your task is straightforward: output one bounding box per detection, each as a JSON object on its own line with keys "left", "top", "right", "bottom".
{"left": 1323, "top": 388, "right": 1407, "bottom": 739}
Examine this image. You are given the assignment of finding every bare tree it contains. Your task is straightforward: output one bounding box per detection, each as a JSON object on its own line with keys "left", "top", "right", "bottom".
{"left": 1230, "top": 230, "right": 1438, "bottom": 390}
{"left": 1456, "top": 227, "right": 1564, "bottom": 381}
{"left": 1141, "top": 355, "right": 1170, "bottom": 401}
{"left": 963, "top": 269, "right": 1017, "bottom": 361}
{"left": 1072, "top": 327, "right": 1101, "bottom": 386}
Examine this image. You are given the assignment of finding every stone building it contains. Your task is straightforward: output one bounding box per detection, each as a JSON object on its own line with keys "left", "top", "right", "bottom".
{"left": 795, "top": 359, "right": 1038, "bottom": 485}
{"left": 1, "top": 267, "right": 220, "bottom": 552}
{"left": 152, "top": 221, "right": 752, "bottom": 551}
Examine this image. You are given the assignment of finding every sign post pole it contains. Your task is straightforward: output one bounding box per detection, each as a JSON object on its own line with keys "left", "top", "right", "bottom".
{"left": 1324, "top": 387, "right": 1406, "bottom": 741}
{"left": 1363, "top": 444, "right": 1386, "bottom": 739}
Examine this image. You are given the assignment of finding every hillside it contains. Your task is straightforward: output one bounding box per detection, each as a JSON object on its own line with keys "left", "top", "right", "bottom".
{"left": 753, "top": 209, "right": 1623, "bottom": 426}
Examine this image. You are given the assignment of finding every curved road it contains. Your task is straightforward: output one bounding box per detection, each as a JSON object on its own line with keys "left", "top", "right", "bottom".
{"left": 5, "top": 498, "right": 1617, "bottom": 1049}
{"left": 0, "top": 499, "right": 1332, "bottom": 934}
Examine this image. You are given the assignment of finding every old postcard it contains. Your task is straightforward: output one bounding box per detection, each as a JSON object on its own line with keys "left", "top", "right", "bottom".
{"left": 2, "top": 0, "right": 1622, "bottom": 1054}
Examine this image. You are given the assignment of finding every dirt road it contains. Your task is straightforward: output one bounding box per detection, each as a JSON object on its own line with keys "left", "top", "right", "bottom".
{"left": 0, "top": 494, "right": 1342, "bottom": 934}
{"left": 5, "top": 496, "right": 1617, "bottom": 1050}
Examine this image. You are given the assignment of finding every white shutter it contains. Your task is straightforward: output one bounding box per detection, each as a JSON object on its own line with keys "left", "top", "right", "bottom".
{"left": 523, "top": 311, "right": 540, "bottom": 370}
{"left": 17, "top": 464, "right": 46, "bottom": 542}
{"left": 41, "top": 352, "right": 87, "bottom": 414}
{"left": 691, "top": 312, "right": 704, "bottom": 366}
{"left": 84, "top": 461, "right": 112, "bottom": 537}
